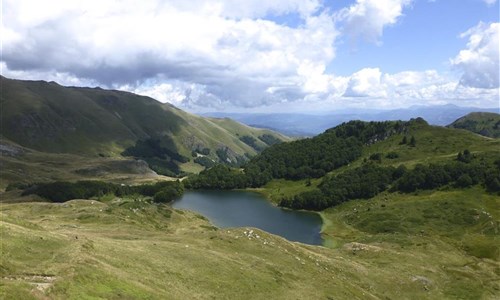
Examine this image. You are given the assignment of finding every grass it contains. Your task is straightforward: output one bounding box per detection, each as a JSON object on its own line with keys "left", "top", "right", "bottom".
{"left": 361, "top": 123, "right": 500, "bottom": 168}
{"left": 0, "top": 196, "right": 363, "bottom": 299}
{"left": 236, "top": 124, "right": 500, "bottom": 299}
{"left": 254, "top": 178, "right": 321, "bottom": 204}
{"left": 1, "top": 186, "right": 499, "bottom": 299}
{"left": 171, "top": 108, "right": 290, "bottom": 160}
{"left": 319, "top": 187, "right": 500, "bottom": 299}
{"left": 447, "top": 112, "right": 500, "bottom": 138}
{"left": 179, "top": 161, "right": 205, "bottom": 174}
{"left": 0, "top": 141, "right": 176, "bottom": 190}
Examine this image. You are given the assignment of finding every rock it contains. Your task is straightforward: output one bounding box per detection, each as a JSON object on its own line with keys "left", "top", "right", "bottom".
{"left": 411, "top": 275, "right": 432, "bottom": 288}
{"left": 0, "top": 142, "right": 25, "bottom": 157}
{"left": 343, "top": 242, "right": 382, "bottom": 253}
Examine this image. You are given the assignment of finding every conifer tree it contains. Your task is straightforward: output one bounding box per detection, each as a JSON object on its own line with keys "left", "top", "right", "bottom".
{"left": 409, "top": 135, "right": 416, "bottom": 147}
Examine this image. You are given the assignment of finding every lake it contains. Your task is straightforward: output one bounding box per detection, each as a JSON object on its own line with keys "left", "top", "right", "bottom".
{"left": 172, "top": 190, "right": 323, "bottom": 245}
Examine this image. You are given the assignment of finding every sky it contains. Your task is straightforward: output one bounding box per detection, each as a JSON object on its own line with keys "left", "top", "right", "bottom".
{"left": 1, "top": 0, "right": 499, "bottom": 113}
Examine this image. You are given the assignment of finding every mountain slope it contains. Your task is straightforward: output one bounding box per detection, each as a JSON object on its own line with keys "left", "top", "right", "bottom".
{"left": 0, "top": 76, "right": 288, "bottom": 178}
{"left": 447, "top": 112, "right": 500, "bottom": 138}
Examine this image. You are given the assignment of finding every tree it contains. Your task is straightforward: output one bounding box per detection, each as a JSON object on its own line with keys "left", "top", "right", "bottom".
{"left": 369, "top": 153, "right": 382, "bottom": 162}
{"left": 485, "top": 168, "right": 500, "bottom": 193}
{"left": 456, "top": 174, "right": 473, "bottom": 188}
{"left": 409, "top": 135, "right": 416, "bottom": 147}
{"left": 400, "top": 136, "right": 408, "bottom": 145}
{"left": 457, "top": 149, "right": 473, "bottom": 163}
{"left": 386, "top": 152, "right": 399, "bottom": 159}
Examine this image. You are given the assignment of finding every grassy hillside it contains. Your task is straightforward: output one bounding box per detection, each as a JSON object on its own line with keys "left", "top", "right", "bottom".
{"left": 320, "top": 187, "right": 499, "bottom": 299}
{"left": 0, "top": 138, "right": 176, "bottom": 190}
{"left": 0, "top": 76, "right": 288, "bottom": 179}
{"left": 1, "top": 188, "right": 498, "bottom": 299}
{"left": 447, "top": 112, "right": 500, "bottom": 138}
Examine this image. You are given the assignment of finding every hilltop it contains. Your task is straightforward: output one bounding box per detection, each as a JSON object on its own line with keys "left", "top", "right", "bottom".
{"left": 447, "top": 112, "right": 500, "bottom": 138}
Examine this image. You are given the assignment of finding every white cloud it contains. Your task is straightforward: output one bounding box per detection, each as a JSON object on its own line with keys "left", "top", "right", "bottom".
{"left": 451, "top": 22, "right": 499, "bottom": 89}
{"left": 2, "top": 0, "right": 338, "bottom": 109}
{"left": 383, "top": 70, "right": 442, "bottom": 87}
{"left": 339, "top": 68, "right": 499, "bottom": 109}
{"left": 343, "top": 68, "right": 387, "bottom": 97}
{"left": 127, "top": 82, "right": 190, "bottom": 106}
{"left": 337, "top": 0, "right": 412, "bottom": 44}
{"left": 1, "top": 0, "right": 497, "bottom": 111}
{"left": 0, "top": 62, "right": 97, "bottom": 87}
{"left": 483, "top": 0, "right": 497, "bottom": 6}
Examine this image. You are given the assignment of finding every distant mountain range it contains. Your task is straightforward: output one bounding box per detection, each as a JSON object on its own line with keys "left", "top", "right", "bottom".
{"left": 204, "top": 105, "right": 499, "bottom": 136}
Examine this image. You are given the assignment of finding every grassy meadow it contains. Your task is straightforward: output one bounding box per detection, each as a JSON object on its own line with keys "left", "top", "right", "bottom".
{"left": 1, "top": 185, "right": 499, "bottom": 299}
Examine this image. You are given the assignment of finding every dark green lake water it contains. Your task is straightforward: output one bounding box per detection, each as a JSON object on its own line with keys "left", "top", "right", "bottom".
{"left": 172, "top": 190, "right": 323, "bottom": 245}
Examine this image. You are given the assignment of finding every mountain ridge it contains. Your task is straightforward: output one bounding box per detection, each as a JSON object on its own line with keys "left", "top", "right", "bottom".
{"left": 0, "top": 76, "right": 288, "bottom": 182}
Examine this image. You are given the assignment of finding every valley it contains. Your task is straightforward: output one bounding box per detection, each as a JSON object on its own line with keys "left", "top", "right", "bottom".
{"left": 1, "top": 77, "right": 499, "bottom": 299}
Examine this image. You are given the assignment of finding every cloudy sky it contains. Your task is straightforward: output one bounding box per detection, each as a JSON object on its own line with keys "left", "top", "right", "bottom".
{"left": 2, "top": 0, "right": 499, "bottom": 113}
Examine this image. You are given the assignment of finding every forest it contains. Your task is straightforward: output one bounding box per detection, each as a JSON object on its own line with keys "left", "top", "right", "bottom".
{"left": 185, "top": 120, "right": 412, "bottom": 189}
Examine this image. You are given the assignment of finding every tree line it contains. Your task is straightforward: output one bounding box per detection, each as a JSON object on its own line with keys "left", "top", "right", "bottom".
{"left": 279, "top": 152, "right": 500, "bottom": 210}
{"left": 20, "top": 180, "right": 184, "bottom": 203}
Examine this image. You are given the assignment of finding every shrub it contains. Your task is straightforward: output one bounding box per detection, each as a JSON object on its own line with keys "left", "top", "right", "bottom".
{"left": 369, "top": 153, "right": 382, "bottom": 162}
{"left": 194, "top": 156, "right": 216, "bottom": 168}
{"left": 386, "top": 152, "right": 399, "bottom": 159}
{"left": 153, "top": 186, "right": 182, "bottom": 203}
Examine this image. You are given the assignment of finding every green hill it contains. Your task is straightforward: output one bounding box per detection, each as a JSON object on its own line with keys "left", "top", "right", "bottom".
{"left": 0, "top": 76, "right": 288, "bottom": 182}
{"left": 447, "top": 112, "right": 500, "bottom": 138}
{"left": 186, "top": 118, "right": 500, "bottom": 197}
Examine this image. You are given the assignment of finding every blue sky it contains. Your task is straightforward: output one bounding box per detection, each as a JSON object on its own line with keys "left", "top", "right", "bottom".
{"left": 2, "top": 0, "right": 499, "bottom": 112}
{"left": 330, "top": 0, "right": 499, "bottom": 75}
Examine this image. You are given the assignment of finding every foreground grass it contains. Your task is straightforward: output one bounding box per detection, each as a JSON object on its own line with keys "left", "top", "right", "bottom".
{"left": 321, "top": 187, "right": 499, "bottom": 299}
{"left": 0, "top": 195, "right": 373, "bottom": 299}
{"left": 1, "top": 186, "right": 499, "bottom": 299}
